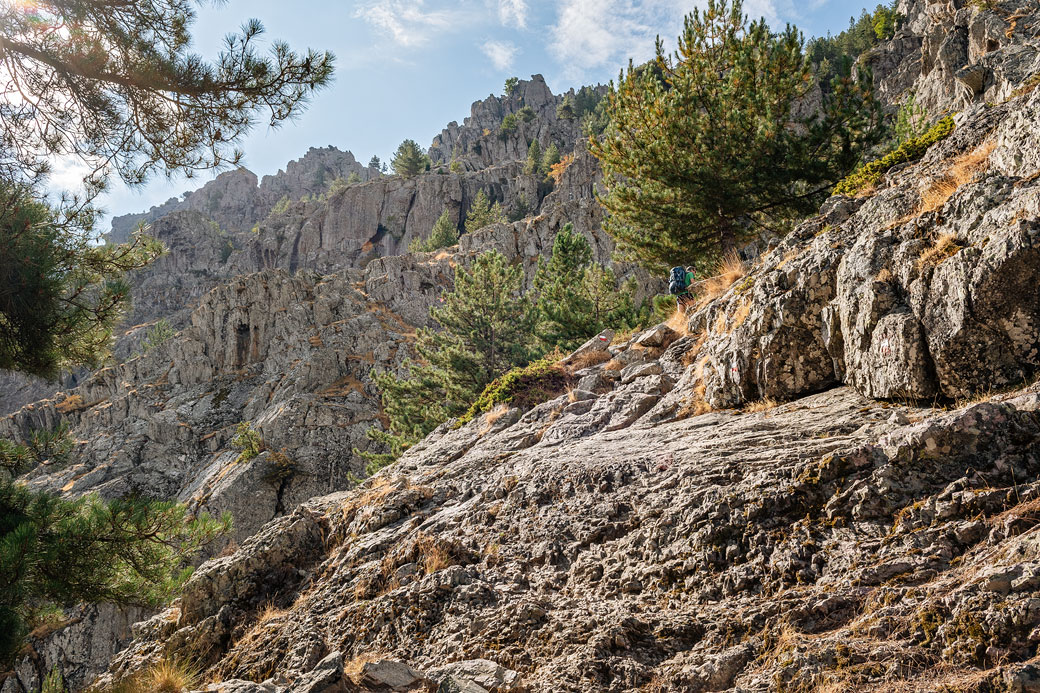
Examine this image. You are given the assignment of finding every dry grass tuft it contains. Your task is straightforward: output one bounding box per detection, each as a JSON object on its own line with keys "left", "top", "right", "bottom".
{"left": 676, "top": 356, "right": 713, "bottom": 418}
{"left": 697, "top": 253, "right": 746, "bottom": 307}
{"left": 344, "top": 652, "right": 386, "bottom": 683}
{"left": 55, "top": 394, "right": 85, "bottom": 414}
{"left": 602, "top": 358, "right": 623, "bottom": 372}
{"left": 565, "top": 349, "right": 612, "bottom": 372}
{"left": 665, "top": 308, "right": 694, "bottom": 336}
{"left": 480, "top": 404, "right": 511, "bottom": 434}
{"left": 742, "top": 397, "right": 778, "bottom": 413}
{"left": 917, "top": 232, "right": 963, "bottom": 270}
{"left": 919, "top": 141, "right": 996, "bottom": 214}
{"left": 415, "top": 533, "right": 456, "bottom": 574}
{"left": 136, "top": 659, "right": 199, "bottom": 693}
{"left": 875, "top": 267, "right": 893, "bottom": 283}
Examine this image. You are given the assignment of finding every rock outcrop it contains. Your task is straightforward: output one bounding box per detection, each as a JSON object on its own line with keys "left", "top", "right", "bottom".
{"left": 4, "top": 6, "right": 1040, "bottom": 692}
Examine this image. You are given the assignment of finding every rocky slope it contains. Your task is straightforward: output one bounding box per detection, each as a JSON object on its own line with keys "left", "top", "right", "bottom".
{"left": 3, "top": 1, "right": 1040, "bottom": 692}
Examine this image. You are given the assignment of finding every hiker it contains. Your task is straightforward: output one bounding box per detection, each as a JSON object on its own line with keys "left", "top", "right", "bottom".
{"left": 668, "top": 265, "right": 698, "bottom": 313}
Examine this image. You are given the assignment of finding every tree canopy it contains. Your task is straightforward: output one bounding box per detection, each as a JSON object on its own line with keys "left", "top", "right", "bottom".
{"left": 391, "top": 139, "right": 429, "bottom": 178}
{"left": 590, "top": 0, "right": 883, "bottom": 271}
{"left": 0, "top": 0, "right": 335, "bottom": 191}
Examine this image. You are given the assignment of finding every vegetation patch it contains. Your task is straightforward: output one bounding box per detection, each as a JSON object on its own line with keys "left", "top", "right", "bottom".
{"left": 917, "top": 233, "right": 963, "bottom": 270}
{"left": 456, "top": 358, "right": 575, "bottom": 428}
{"left": 833, "top": 115, "right": 956, "bottom": 197}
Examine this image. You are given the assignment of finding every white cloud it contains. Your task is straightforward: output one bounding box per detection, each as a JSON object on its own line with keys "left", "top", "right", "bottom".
{"left": 354, "top": 0, "right": 457, "bottom": 48}
{"left": 497, "top": 0, "right": 528, "bottom": 28}
{"left": 548, "top": 0, "right": 781, "bottom": 78}
{"left": 481, "top": 39, "right": 520, "bottom": 71}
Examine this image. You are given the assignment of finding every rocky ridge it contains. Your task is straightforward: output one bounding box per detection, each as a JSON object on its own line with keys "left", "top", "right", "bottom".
{"left": 3, "top": 1, "right": 1040, "bottom": 691}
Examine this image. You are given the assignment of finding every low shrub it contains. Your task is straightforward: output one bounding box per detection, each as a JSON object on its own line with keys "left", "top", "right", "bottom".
{"left": 833, "top": 115, "right": 956, "bottom": 197}
{"left": 456, "top": 358, "right": 575, "bottom": 428}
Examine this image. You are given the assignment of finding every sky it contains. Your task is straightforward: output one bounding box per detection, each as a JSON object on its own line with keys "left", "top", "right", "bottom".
{"left": 61, "top": 0, "right": 882, "bottom": 228}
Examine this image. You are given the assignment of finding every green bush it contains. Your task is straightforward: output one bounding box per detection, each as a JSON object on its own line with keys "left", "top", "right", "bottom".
{"left": 498, "top": 113, "right": 519, "bottom": 139}
{"left": 833, "top": 115, "right": 955, "bottom": 196}
{"left": 271, "top": 195, "right": 292, "bottom": 215}
{"left": 456, "top": 358, "right": 574, "bottom": 428}
{"left": 142, "top": 319, "right": 174, "bottom": 353}
{"left": 231, "top": 423, "right": 265, "bottom": 463}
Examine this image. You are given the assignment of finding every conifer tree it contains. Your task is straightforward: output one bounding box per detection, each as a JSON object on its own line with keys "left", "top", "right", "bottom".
{"left": 533, "top": 224, "right": 637, "bottom": 351}
{"left": 590, "top": 0, "right": 883, "bottom": 271}
{"left": 363, "top": 251, "right": 535, "bottom": 468}
{"left": 0, "top": 479, "right": 229, "bottom": 665}
{"left": 391, "top": 139, "right": 428, "bottom": 178}
{"left": 541, "top": 143, "right": 561, "bottom": 177}
{"left": 465, "top": 190, "right": 506, "bottom": 234}
{"left": 409, "top": 209, "right": 459, "bottom": 253}
{"left": 524, "top": 139, "right": 542, "bottom": 175}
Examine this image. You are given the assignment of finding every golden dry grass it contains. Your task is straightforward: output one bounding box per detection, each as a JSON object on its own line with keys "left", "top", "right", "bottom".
{"left": 602, "top": 358, "right": 623, "bottom": 372}
{"left": 54, "top": 394, "right": 85, "bottom": 414}
{"left": 480, "top": 403, "right": 511, "bottom": 434}
{"left": 875, "top": 267, "right": 893, "bottom": 283}
{"left": 742, "top": 397, "right": 778, "bottom": 413}
{"left": 918, "top": 140, "right": 995, "bottom": 214}
{"left": 730, "top": 300, "right": 752, "bottom": 332}
{"left": 917, "top": 232, "right": 962, "bottom": 270}
{"left": 697, "top": 253, "right": 746, "bottom": 308}
{"left": 415, "top": 533, "right": 455, "bottom": 574}
{"left": 140, "top": 659, "right": 199, "bottom": 693}
{"left": 343, "top": 652, "right": 386, "bottom": 683}
{"left": 565, "top": 349, "right": 612, "bottom": 372}
{"left": 665, "top": 307, "right": 694, "bottom": 336}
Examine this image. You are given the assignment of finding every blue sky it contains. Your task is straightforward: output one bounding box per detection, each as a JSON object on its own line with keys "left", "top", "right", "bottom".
{"left": 72, "top": 0, "right": 882, "bottom": 226}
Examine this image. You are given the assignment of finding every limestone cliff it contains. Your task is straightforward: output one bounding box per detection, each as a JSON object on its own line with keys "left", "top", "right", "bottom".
{"left": 3, "top": 3, "right": 1040, "bottom": 692}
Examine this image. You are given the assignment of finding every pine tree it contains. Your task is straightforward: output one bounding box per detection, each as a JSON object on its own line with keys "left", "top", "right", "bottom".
{"left": 524, "top": 139, "right": 542, "bottom": 175}
{"left": 533, "top": 224, "right": 637, "bottom": 351}
{"left": 363, "top": 251, "right": 535, "bottom": 468}
{"left": 368, "top": 155, "right": 382, "bottom": 170}
{"left": 0, "top": 1, "right": 333, "bottom": 191}
{"left": 0, "top": 182, "right": 163, "bottom": 378}
{"left": 391, "top": 140, "right": 428, "bottom": 178}
{"left": 465, "top": 190, "right": 506, "bottom": 234}
{"left": 409, "top": 209, "right": 459, "bottom": 253}
{"left": 0, "top": 479, "right": 230, "bottom": 665}
{"left": 541, "top": 143, "right": 561, "bottom": 177}
{"left": 590, "top": 0, "right": 883, "bottom": 271}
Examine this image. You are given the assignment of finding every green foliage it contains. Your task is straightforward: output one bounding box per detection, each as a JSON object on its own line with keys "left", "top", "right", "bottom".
{"left": 361, "top": 250, "right": 536, "bottom": 465}
{"left": 368, "top": 155, "right": 381, "bottom": 170}
{"left": 807, "top": 3, "right": 901, "bottom": 90}
{"left": 449, "top": 159, "right": 463, "bottom": 173}
{"left": 465, "top": 190, "right": 507, "bottom": 234}
{"left": 509, "top": 194, "right": 531, "bottom": 222}
{"left": 220, "top": 239, "right": 234, "bottom": 264}
{"left": 0, "top": 439, "right": 29, "bottom": 479}
{"left": 0, "top": 183, "right": 164, "bottom": 378}
{"left": 498, "top": 113, "right": 520, "bottom": 139}
{"left": 504, "top": 77, "right": 520, "bottom": 96}
{"left": 556, "top": 95, "right": 576, "bottom": 120}
{"left": 231, "top": 422, "right": 265, "bottom": 463}
{"left": 42, "top": 666, "right": 66, "bottom": 693}
{"left": 392, "top": 139, "right": 430, "bottom": 178}
{"left": 590, "top": 0, "right": 883, "bottom": 271}
{"left": 0, "top": 0, "right": 333, "bottom": 192}
{"left": 142, "top": 319, "right": 174, "bottom": 353}
{"left": 895, "top": 94, "right": 930, "bottom": 144}
{"left": 524, "top": 139, "right": 542, "bottom": 175}
{"left": 833, "top": 115, "right": 955, "bottom": 196}
{"left": 271, "top": 195, "right": 292, "bottom": 215}
{"left": 409, "top": 209, "right": 459, "bottom": 253}
{"left": 518, "top": 106, "right": 536, "bottom": 122}
{"left": 541, "top": 143, "right": 561, "bottom": 176}
{"left": 0, "top": 423, "right": 75, "bottom": 478}
{"left": 533, "top": 224, "right": 637, "bottom": 351}
{"left": 0, "top": 479, "right": 230, "bottom": 666}
{"left": 456, "top": 358, "right": 574, "bottom": 428}
{"left": 872, "top": 4, "right": 901, "bottom": 40}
